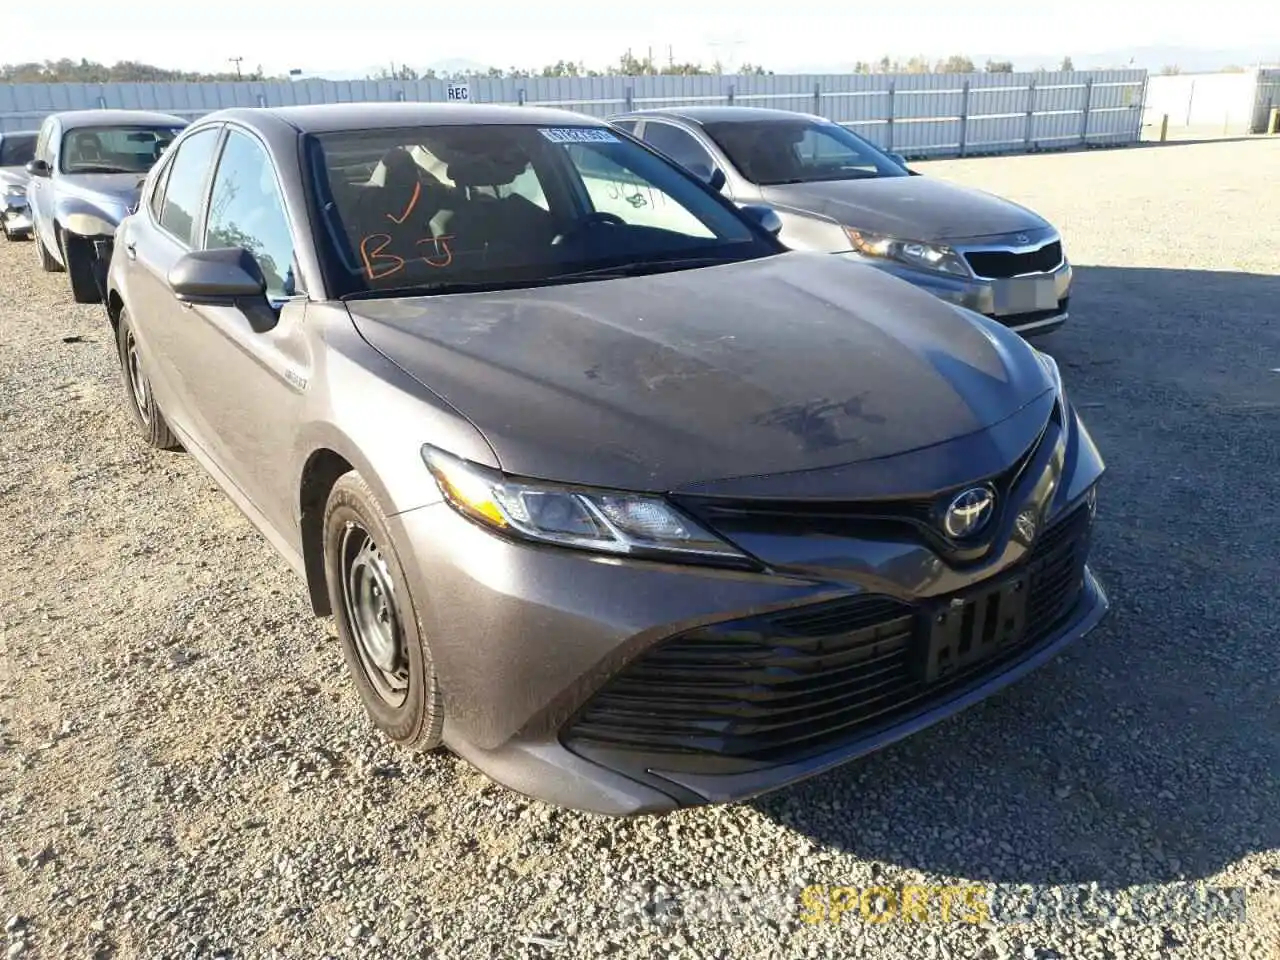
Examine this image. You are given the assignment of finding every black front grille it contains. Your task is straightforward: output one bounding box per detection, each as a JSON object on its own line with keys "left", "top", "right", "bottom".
{"left": 565, "top": 505, "right": 1092, "bottom": 762}
{"left": 964, "top": 240, "right": 1062, "bottom": 279}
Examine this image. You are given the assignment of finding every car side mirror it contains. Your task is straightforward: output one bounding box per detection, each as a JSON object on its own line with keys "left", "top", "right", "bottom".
{"left": 168, "top": 247, "right": 276, "bottom": 332}
{"left": 888, "top": 152, "right": 907, "bottom": 167}
{"left": 686, "top": 161, "right": 727, "bottom": 193}
{"left": 739, "top": 204, "right": 783, "bottom": 238}
{"left": 26, "top": 159, "right": 50, "bottom": 177}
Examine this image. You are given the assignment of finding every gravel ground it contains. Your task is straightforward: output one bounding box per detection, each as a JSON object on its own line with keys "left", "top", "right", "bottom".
{"left": 1, "top": 138, "right": 1278, "bottom": 960}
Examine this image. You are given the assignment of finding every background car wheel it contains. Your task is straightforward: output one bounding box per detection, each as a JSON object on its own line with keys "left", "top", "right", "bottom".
{"left": 116, "top": 308, "right": 179, "bottom": 450}
{"left": 37, "top": 231, "right": 63, "bottom": 272}
{"left": 62, "top": 232, "right": 102, "bottom": 303}
{"left": 323, "top": 472, "right": 444, "bottom": 751}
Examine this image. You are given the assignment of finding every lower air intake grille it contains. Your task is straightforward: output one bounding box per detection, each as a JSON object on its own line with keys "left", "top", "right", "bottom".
{"left": 565, "top": 505, "right": 1092, "bottom": 762}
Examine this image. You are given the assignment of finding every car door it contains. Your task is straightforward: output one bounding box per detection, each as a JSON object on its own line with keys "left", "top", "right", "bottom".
{"left": 156, "top": 125, "right": 309, "bottom": 538}
{"left": 125, "top": 123, "right": 224, "bottom": 440}
{"left": 28, "top": 118, "right": 58, "bottom": 255}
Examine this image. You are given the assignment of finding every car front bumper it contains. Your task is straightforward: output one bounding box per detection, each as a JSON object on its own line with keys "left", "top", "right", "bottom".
{"left": 849, "top": 256, "right": 1073, "bottom": 336}
{"left": 3, "top": 205, "right": 32, "bottom": 235}
{"left": 386, "top": 406, "right": 1108, "bottom": 816}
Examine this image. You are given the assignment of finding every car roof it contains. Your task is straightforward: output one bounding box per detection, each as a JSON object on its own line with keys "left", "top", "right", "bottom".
{"left": 199, "top": 102, "right": 612, "bottom": 135}
{"left": 614, "top": 106, "right": 823, "bottom": 125}
{"left": 51, "top": 109, "right": 189, "bottom": 129}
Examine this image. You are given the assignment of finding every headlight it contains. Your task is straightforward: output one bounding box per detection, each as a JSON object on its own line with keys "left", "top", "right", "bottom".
{"left": 845, "top": 228, "right": 970, "bottom": 277}
{"left": 63, "top": 212, "right": 117, "bottom": 238}
{"left": 422, "top": 446, "right": 750, "bottom": 565}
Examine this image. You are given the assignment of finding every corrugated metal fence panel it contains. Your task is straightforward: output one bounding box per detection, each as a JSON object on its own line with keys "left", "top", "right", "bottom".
{"left": 0, "top": 70, "right": 1147, "bottom": 154}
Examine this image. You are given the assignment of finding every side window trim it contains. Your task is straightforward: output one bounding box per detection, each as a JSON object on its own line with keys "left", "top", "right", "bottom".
{"left": 147, "top": 153, "right": 175, "bottom": 222}
{"left": 204, "top": 124, "right": 305, "bottom": 302}
{"left": 154, "top": 123, "right": 225, "bottom": 249}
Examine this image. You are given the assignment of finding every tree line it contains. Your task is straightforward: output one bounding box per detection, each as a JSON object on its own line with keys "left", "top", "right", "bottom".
{"left": 3, "top": 52, "right": 1180, "bottom": 86}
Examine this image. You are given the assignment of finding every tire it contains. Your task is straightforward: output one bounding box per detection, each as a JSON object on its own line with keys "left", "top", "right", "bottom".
{"left": 62, "top": 231, "right": 102, "bottom": 304}
{"left": 37, "top": 230, "right": 63, "bottom": 272}
{"left": 116, "top": 308, "right": 179, "bottom": 450}
{"left": 324, "top": 472, "right": 444, "bottom": 751}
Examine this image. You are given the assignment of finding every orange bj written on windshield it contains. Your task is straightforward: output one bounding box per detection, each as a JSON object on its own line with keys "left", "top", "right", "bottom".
{"left": 358, "top": 183, "right": 454, "bottom": 281}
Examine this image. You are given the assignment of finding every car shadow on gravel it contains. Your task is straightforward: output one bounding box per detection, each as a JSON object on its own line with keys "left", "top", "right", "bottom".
{"left": 749, "top": 266, "right": 1280, "bottom": 892}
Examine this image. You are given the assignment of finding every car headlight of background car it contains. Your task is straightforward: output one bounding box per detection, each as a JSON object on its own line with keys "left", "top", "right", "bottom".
{"left": 845, "top": 227, "right": 970, "bottom": 277}
{"left": 63, "top": 212, "right": 118, "bottom": 238}
{"left": 3, "top": 184, "right": 26, "bottom": 204}
{"left": 422, "top": 446, "right": 750, "bottom": 566}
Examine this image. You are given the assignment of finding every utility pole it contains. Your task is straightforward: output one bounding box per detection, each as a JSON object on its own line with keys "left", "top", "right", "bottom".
{"left": 228, "top": 56, "right": 243, "bottom": 78}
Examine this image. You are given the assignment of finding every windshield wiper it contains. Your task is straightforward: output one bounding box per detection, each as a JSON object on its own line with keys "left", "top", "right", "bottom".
{"left": 342, "top": 278, "right": 539, "bottom": 300}
{"left": 67, "top": 165, "right": 137, "bottom": 175}
{"left": 547, "top": 256, "right": 745, "bottom": 282}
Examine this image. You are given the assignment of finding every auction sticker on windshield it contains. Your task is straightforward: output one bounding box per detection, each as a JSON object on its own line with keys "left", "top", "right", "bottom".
{"left": 539, "top": 128, "right": 620, "bottom": 144}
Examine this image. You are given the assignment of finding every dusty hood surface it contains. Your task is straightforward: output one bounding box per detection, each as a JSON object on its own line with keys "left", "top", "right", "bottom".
{"left": 764, "top": 176, "right": 1051, "bottom": 243}
{"left": 348, "top": 252, "right": 1053, "bottom": 492}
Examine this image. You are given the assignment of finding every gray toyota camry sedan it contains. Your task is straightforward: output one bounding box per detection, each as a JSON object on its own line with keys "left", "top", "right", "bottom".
{"left": 611, "top": 107, "right": 1073, "bottom": 336}
{"left": 105, "top": 103, "right": 1108, "bottom": 815}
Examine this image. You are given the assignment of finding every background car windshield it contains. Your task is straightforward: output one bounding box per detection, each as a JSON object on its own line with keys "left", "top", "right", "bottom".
{"left": 308, "top": 124, "right": 772, "bottom": 296}
{"left": 0, "top": 134, "right": 36, "bottom": 167}
{"left": 60, "top": 126, "right": 185, "bottom": 174}
{"left": 702, "top": 120, "right": 908, "bottom": 185}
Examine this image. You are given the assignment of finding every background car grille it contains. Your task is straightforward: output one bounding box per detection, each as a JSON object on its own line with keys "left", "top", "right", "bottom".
{"left": 564, "top": 505, "right": 1092, "bottom": 763}
{"left": 986, "top": 297, "right": 1069, "bottom": 327}
{"left": 964, "top": 240, "right": 1063, "bottom": 278}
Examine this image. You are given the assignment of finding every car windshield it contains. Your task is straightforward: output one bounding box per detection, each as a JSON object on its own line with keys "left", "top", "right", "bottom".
{"left": 60, "top": 125, "right": 185, "bottom": 174}
{"left": 702, "top": 119, "right": 909, "bottom": 186}
{"left": 0, "top": 134, "right": 36, "bottom": 167}
{"left": 308, "top": 123, "right": 777, "bottom": 297}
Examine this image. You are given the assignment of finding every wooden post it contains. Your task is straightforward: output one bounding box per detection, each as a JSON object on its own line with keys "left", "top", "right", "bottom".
{"left": 958, "top": 80, "right": 970, "bottom": 156}
{"left": 813, "top": 82, "right": 822, "bottom": 116}
{"left": 1080, "top": 78, "right": 1094, "bottom": 145}
{"left": 1159, "top": 113, "right": 1169, "bottom": 142}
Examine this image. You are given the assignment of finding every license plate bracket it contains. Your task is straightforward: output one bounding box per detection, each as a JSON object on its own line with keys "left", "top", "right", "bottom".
{"left": 919, "top": 573, "right": 1029, "bottom": 683}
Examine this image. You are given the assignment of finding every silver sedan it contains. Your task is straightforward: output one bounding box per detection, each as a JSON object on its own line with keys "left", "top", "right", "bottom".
{"left": 610, "top": 106, "right": 1072, "bottom": 337}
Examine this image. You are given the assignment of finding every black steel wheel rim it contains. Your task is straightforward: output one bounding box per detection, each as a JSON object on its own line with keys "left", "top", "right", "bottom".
{"left": 125, "top": 328, "right": 151, "bottom": 425}
{"left": 340, "top": 521, "right": 409, "bottom": 707}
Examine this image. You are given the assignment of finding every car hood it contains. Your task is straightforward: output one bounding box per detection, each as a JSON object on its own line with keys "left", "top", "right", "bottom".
{"left": 60, "top": 173, "right": 149, "bottom": 220}
{"left": 348, "top": 252, "right": 1053, "bottom": 492}
{"left": 763, "top": 176, "right": 1050, "bottom": 242}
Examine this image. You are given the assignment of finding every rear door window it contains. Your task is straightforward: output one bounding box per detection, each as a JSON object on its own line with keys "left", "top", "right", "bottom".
{"left": 157, "top": 127, "right": 221, "bottom": 246}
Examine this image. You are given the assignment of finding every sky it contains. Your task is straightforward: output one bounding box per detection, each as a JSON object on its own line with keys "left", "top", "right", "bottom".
{"left": 11, "top": 0, "right": 1278, "bottom": 76}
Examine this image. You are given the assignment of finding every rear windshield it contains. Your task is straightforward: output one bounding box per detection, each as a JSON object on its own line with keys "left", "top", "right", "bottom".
{"left": 60, "top": 125, "right": 186, "bottom": 175}
{"left": 307, "top": 123, "right": 776, "bottom": 297}
{"left": 702, "top": 119, "right": 909, "bottom": 186}
{"left": 0, "top": 133, "right": 35, "bottom": 167}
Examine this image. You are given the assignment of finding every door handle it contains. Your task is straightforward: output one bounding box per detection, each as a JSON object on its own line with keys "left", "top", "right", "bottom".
{"left": 124, "top": 241, "right": 137, "bottom": 260}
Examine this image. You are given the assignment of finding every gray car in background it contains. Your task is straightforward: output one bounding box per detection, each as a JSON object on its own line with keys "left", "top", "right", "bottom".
{"left": 26, "top": 109, "right": 186, "bottom": 302}
{"left": 0, "top": 130, "right": 38, "bottom": 240}
{"left": 611, "top": 107, "right": 1073, "bottom": 336}
{"left": 106, "top": 102, "right": 1107, "bottom": 815}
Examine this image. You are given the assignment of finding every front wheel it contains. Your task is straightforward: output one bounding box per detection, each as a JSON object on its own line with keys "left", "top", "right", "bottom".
{"left": 324, "top": 472, "right": 444, "bottom": 751}
{"left": 37, "top": 230, "right": 63, "bottom": 272}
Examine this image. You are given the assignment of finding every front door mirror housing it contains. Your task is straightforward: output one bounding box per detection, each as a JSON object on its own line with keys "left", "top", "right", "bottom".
{"left": 168, "top": 247, "right": 276, "bottom": 332}
{"left": 739, "top": 203, "right": 783, "bottom": 238}
{"left": 26, "top": 159, "right": 51, "bottom": 178}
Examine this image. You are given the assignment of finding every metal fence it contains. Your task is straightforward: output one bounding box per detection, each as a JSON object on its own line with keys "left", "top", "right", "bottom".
{"left": 1253, "top": 68, "right": 1280, "bottom": 133}
{"left": 0, "top": 70, "right": 1147, "bottom": 157}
